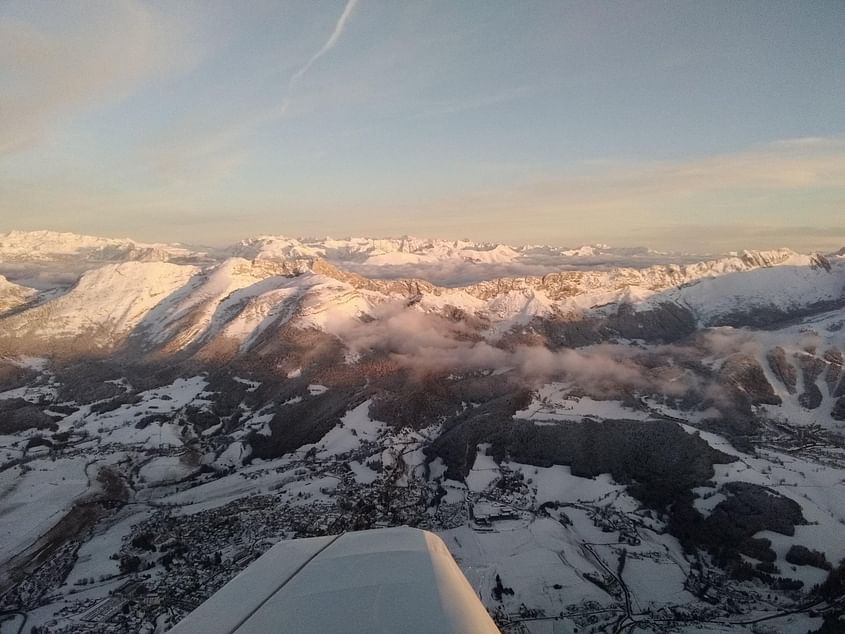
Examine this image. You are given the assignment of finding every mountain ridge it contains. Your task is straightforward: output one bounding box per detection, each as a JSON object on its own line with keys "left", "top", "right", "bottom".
{"left": 0, "top": 231, "right": 842, "bottom": 360}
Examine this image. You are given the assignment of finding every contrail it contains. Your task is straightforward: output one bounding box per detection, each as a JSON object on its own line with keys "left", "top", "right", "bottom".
{"left": 281, "top": 0, "right": 359, "bottom": 114}
{"left": 176, "top": 0, "right": 358, "bottom": 166}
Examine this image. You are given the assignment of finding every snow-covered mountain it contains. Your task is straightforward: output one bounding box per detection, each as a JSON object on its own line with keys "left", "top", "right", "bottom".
{"left": 1, "top": 231, "right": 841, "bottom": 358}
{"left": 227, "top": 235, "right": 690, "bottom": 285}
{"left": 233, "top": 235, "right": 546, "bottom": 265}
{"left": 2, "top": 229, "right": 845, "bottom": 633}
{"left": 0, "top": 262, "right": 200, "bottom": 348}
{"left": 0, "top": 230, "right": 201, "bottom": 264}
{"left": 0, "top": 274, "right": 36, "bottom": 314}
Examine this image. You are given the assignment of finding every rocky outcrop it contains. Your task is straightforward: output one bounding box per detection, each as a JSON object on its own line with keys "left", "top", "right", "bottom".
{"left": 810, "top": 253, "right": 833, "bottom": 272}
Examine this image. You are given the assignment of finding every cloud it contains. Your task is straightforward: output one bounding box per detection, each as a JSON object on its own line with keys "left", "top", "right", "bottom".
{"left": 0, "top": 0, "right": 204, "bottom": 156}
{"left": 325, "top": 303, "right": 701, "bottom": 397}
{"left": 337, "top": 250, "right": 706, "bottom": 287}
{"left": 412, "top": 137, "right": 845, "bottom": 250}
{"left": 284, "top": 0, "right": 359, "bottom": 100}
{"left": 632, "top": 224, "right": 845, "bottom": 254}
{"left": 542, "top": 138, "right": 844, "bottom": 205}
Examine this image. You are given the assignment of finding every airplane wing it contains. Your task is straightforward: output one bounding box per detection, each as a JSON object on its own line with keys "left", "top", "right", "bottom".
{"left": 170, "top": 526, "right": 500, "bottom": 633}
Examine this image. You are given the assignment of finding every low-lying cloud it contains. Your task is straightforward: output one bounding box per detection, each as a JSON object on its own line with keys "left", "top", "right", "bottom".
{"left": 326, "top": 303, "right": 701, "bottom": 397}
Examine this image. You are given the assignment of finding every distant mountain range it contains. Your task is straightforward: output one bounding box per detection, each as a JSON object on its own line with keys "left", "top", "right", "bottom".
{"left": 0, "top": 230, "right": 842, "bottom": 356}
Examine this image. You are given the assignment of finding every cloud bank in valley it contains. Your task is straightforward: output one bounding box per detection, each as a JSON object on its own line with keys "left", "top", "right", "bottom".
{"left": 325, "top": 303, "right": 702, "bottom": 397}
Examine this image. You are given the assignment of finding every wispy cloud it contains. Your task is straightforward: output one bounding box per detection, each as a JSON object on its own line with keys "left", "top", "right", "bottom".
{"left": 3, "top": 134, "right": 843, "bottom": 252}
{"left": 0, "top": 0, "right": 204, "bottom": 156}
{"left": 407, "top": 137, "right": 845, "bottom": 250}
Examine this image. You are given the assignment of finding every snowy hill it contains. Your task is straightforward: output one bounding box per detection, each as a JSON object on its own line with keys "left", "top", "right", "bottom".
{"left": 0, "top": 261, "right": 199, "bottom": 350}
{"left": 0, "top": 275, "right": 36, "bottom": 314}
{"left": 0, "top": 230, "right": 202, "bottom": 263}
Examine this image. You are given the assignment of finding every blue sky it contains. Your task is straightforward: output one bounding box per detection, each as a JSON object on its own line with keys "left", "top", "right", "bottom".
{"left": 1, "top": 0, "right": 844, "bottom": 250}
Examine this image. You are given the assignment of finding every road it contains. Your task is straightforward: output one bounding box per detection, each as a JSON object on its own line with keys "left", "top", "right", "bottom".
{"left": 0, "top": 610, "right": 27, "bottom": 634}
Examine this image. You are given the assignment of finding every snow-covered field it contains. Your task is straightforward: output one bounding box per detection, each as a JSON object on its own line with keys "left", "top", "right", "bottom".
{"left": 0, "top": 458, "right": 89, "bottom": 562}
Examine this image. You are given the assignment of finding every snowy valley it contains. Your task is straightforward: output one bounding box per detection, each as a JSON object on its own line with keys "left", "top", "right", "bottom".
{"left": 1, "top": 231, "right": 845, "bottom": 633}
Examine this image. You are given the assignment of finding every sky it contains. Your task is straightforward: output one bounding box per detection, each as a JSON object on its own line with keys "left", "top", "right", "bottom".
{"left": 1, "top": 0, "right": 844, "bottom": 252}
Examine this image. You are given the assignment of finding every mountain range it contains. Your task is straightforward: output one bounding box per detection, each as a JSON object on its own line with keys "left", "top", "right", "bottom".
{"left": 1, "top": 230, "right": 844, "bottom": 633}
